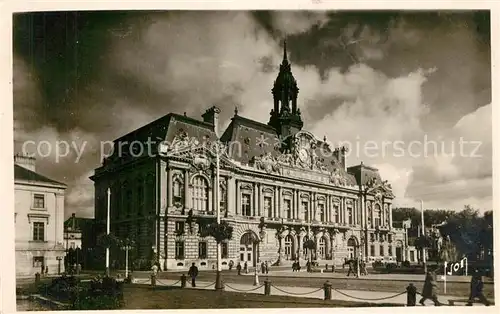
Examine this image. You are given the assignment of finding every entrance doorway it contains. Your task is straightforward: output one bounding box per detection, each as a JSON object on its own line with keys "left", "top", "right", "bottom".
{"left": 240, "top": 231, "right": 258, "bottom": 267}
{"left": 347, "top": 237, "right": 358, "bottom": 259}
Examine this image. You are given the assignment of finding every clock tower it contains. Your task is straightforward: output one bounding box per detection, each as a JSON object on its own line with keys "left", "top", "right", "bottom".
{"left": 268, "top": 40, "right": 304, "bottom": 140}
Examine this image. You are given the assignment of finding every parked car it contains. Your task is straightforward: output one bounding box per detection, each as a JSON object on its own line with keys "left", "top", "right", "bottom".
{"left": 383, "top": 256, "right": 397, "bottom": 265}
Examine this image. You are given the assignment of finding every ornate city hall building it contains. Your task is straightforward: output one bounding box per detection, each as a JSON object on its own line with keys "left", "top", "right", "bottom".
{"left": 91, "top": 44, "right": 406, "bottom": 270}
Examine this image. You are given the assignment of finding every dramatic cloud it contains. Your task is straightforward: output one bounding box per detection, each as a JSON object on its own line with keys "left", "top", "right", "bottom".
{"left": 13, "top": 11, "right": 491, "bottom": 218}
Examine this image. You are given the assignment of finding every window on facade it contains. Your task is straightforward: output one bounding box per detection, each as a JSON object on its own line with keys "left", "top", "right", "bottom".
{"left": 241, "top": 194, "right": 251, "bottom": 216}
{"left": 380, "top": 245, "right": 385, "bottom": 256}
{"left": 264, "top": 196, "right": 273, "bottom": 218}
{"left": 192, "top": 176, "right": 209, "bottom": 212}
{"left": 283, "top": 199, "right": 291, "bottom": 219}
{"left": 175, "top": 221, "right": 185, "bottom": 235}
{"left": 137, "top": 184, "right": 144, "bottom": 216}
{"left": 370, "top": 245, "right": 375, "bottom": 256}
{"left": 70, "top": 242, "right": 76, "bottom": 249}
{"left": 284, "top": 235, "right": 293, "bottom": 260}
{"left": 318, "top": 237, "right": 326, "bottom": 258}
{"left": 388, "top": 246, "right": 392, "bottom": 256}
{"left": 347, "top": 207, "right": 353, "bottom": 225}
{"left": 221, "top": 242, "right": 228, "bottom": 258}
{"left": 173, "top": 178, "right": 184, "bottom": 204}
{"left": 219, "top": 183, "right": 227, "bottom": 213}
{"left": 175, "top": 241, "right": 185, "bottom": 259}
{"left": 33, "top": 222, "right": 45, "bottom": 241}
{"left": 33, "top": 256, "right": 44, "bottom": 267}
{"left": 33, "top": 194, "right": 45, "bottom": 209}
{"left": 373, "top": 205, "right": 381, "bottom": 227}
{"left": 333, "top": 204, "right": 339, "bottom": 223}
{"left": 302, "top": 201, "right": 309, "bottom": 222}
{"left": 198, "top": 242, "right": 208, "bottom": 259}
{"left": 318, "top": 203, "right": 325, "bottom": 222}
{"left": 388, "top": 234, "right": 392, "bottom": 243}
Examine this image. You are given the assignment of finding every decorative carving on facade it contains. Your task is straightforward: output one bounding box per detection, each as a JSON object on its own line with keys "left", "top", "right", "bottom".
{"left": 329, "top": 168, "right": 348, "bottom": 186}
{"left": 240, "top": 183, "right": 253, "bottom": 190}
{"left": 170, "top": 131, "right": 201, "bottom": 153}
{"left": 252, "top": 152, "right": 280, "bottom": 174}
{"left": 193, "top": 154, "right": 211, "bottom": 171}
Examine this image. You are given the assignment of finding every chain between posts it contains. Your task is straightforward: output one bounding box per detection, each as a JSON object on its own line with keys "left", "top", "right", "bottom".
{"left": 225, "top": 283, "right": 265, "bottom": 292}
{"left": 333, "top": 289, "right": 407, "bottom": 301}
{"left": 270, "top": 284, "right": 324, "bottom": 296}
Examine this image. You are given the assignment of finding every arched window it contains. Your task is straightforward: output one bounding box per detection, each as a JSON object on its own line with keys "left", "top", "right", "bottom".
{"left": 373, "top": 204, "right": 381, "bottom": 228}
{"left": 318, "top": 237, "right": 326, "bottom": 259}
{"left": 318, "top": 203, "right": 325, "bottom": 222}
{"left": 333, "top": 202, "right": 339, "bottom": 223}
{"left": 192, "top": 176, "right": 209, "bottom": 212}
{"left": 284, "top": 235, "right": 293, "bottom": 260}
{"left": 347, "top": 206, "right": 353, "bottom": 225}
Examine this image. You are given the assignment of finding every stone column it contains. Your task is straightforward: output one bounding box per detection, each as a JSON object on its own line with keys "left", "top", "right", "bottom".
{"left": 274, "top": 186, "right": 278, "bottom": 218}
{"left": 167, "top": 167, "right": 173, "bottom": 208}
{"left": 211, "top": 171, "right": 217, "bottom": 214}
{"left": 389, "top": 204, "right": 393, "bottom": 228}
{"left": 184, "top": 169, "right": 190, "bottom": 209}
{"left": 254, "top": 183, "right": 259, "bottom": 217}
{"left": 277, "top": 187, "right": 281, "bottom": 218}
{"left": 298, "top": 234, "right": 303, "bottom": 259}
{"left": 227, "top": 176, "right": 235, "bottom": 217}
{"left": 235, "top": 180, "right": 240, "bottom": 215}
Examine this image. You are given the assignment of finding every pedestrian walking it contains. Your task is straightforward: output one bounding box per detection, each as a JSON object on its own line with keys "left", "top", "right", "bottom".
{"left": 346, "top": 259, "right": 354, "bottom": 277}
{"left": 419, "top": 270, "right": 442, "bottom": 306}
{"left": 229, "top": 260, "right": 234, "bottom": 271}
{"left": 244, "top": 261, "right": 248, "bottom": 274}
{"left": 265, "top": 261, "right": 269, "bottom": 274}
{"left": 187, "top": 263, "right": 199, "bottom": 287}
{"left": 237, "top": 262, "right": 242, "bottom": 275}
{"left": 261, "top": 262, "right": 266, "bottom": 274}
{"left": 467, "top": 272, "right": 490, "bottom": 306}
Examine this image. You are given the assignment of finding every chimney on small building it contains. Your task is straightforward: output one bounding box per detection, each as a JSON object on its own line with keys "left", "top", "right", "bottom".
{"left": 202, "top": 106, "right": 221, "bottom": 137}
{"left": 14, "top": 153, "right": 36, "bottom": 172}
{"left": 72, "top": 213, "right": 76, "bottom": 230}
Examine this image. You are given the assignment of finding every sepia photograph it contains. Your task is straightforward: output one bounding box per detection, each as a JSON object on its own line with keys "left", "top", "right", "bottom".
{"left": 8, "top": 6, "right": 495, "bottom": 311}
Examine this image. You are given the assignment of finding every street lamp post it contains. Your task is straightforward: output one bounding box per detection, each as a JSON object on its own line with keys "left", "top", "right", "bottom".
{"left": 106, "top": 188, "right": 111, "bottom": 277}
{"left": 215, "top": 141, "right": 223, "bottom": 290}
{"left": 121, "top": 240, "right": 133, "bottom": 279}
{"left": 420, "top": 200, "right": 427, "bottom": 273}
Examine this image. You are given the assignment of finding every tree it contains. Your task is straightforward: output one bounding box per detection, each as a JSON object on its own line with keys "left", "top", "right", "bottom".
{"left": 199, "top": 220, "right": 233, "bottom": 243}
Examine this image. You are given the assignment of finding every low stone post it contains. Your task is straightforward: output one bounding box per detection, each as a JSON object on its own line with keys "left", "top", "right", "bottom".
{"left": 323, "top": 281, "right": 332, "bottom": 300}
{"left": 181, "top": 274, "right": 187, "bottom": 288}
{"left": 264, "top": 278, "right": 271, "bottom": 296}
{"left": 406, "top": 283, "right": 417, "bottom": 306}
{"left": 151, "top": 274, "right": 156, "bottom": 288}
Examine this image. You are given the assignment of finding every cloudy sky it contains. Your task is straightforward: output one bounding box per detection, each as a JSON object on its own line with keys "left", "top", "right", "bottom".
{"left": 13, "top": 11, "right": 491, "bottom": 218}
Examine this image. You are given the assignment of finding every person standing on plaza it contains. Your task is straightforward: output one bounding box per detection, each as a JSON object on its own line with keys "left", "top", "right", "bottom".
{"left": 346, "top": 259, "right": 354, "bottom": 277}
{"left": 261, "top": 261, "right": 266, "bottom": 274}
{"left": 229, "top": 260, "right": 234, "bottom": 271}
{"left": 419, "top": 270, "right": 441, "bottom": 306}
{"left": 237, "top": 262, "right": 242, "bottom": 275}
{"left": 188, "top": 263, "right": 199, "bottom": 287}
{"left": 265, "top": 261, "right": 269, "bottom": 274}
{"left": 244, "top": 261, "right": 248, "bottom": 274}
{"left": 467, "top": 272, "right": 490, "bottom": 306}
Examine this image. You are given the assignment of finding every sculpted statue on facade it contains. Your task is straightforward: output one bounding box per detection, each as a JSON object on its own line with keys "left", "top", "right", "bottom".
{"left": 329, "top": 168, "right": 346, "bottom": 186}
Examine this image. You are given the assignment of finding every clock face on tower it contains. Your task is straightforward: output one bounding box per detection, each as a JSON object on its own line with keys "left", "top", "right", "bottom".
{"left": 298, "top": 148, "right": 310, "bottom": 164}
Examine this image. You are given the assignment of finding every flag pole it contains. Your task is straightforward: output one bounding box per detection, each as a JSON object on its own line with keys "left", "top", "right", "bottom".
{"left": 106, "top": 188, "right": 111, "bottom": 277}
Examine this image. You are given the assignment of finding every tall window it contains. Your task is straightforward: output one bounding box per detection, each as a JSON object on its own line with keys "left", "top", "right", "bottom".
{"left": 175, "top": 241, "right": 185, "bottom": 259}
{"left": 192, "top": 176, "right": 209, "bottom": 212}
{"left": 318, "top": 237, "right": 326, "bottom": 258}
{"left": 33, "top": 256, "right": 44, "bottom": 267}
{"left": 284, "top": 235, "right": 293, "bottom": 260}
{"left": 373, "top": 204, "right": 381, "bottom": 228}
{"left": 241, "top": 194, "right": 251, "bottom": 216}
{"left": 33, "top": 222, "right": 44, "bottom": 241}
{"left": 388, "top": 246, "right": 392, "bottom": 256}
{"left": 175, "top": 221, "right": 185, "bottom": 235}
{"left": 318, "top": 203, "right": 325, "bottom": 222}
{"left": 333, "top": 203, "right": 339, "bottom": 223}
{"left": 33, "top": 194, "right": 45, "bottom": 209}
{"left": 347, "top": 206, "right": 353, "bottom": 225}
{"left": 284, "top": 199, "right": 292, "bottom": 219}
{"left": 302, "top": 201, "right": 309, "bottom": 222}
{"left": 173, "top": 178, "right": 184, "bottom": 204}
{"left": 198, "top": 242, "right": 208, "bottom": 259}
{"left": 219, "top": 182, "right": 227, "bottom": 214}
{"left": 380, "top": 245, "right": 385, "bottom": 256}
{"left": 370, "top": 245, "right": 375, "bottom": 256}
{"left": 264, "top": 196, "right": 273, "bottom": 217}
{"left": 221, "top": 242, "right": 229, "bottom": 258}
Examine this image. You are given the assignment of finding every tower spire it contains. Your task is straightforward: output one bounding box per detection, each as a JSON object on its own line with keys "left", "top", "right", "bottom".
{"left": 283, "top": 39, "right": 288, "bottom": 63}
